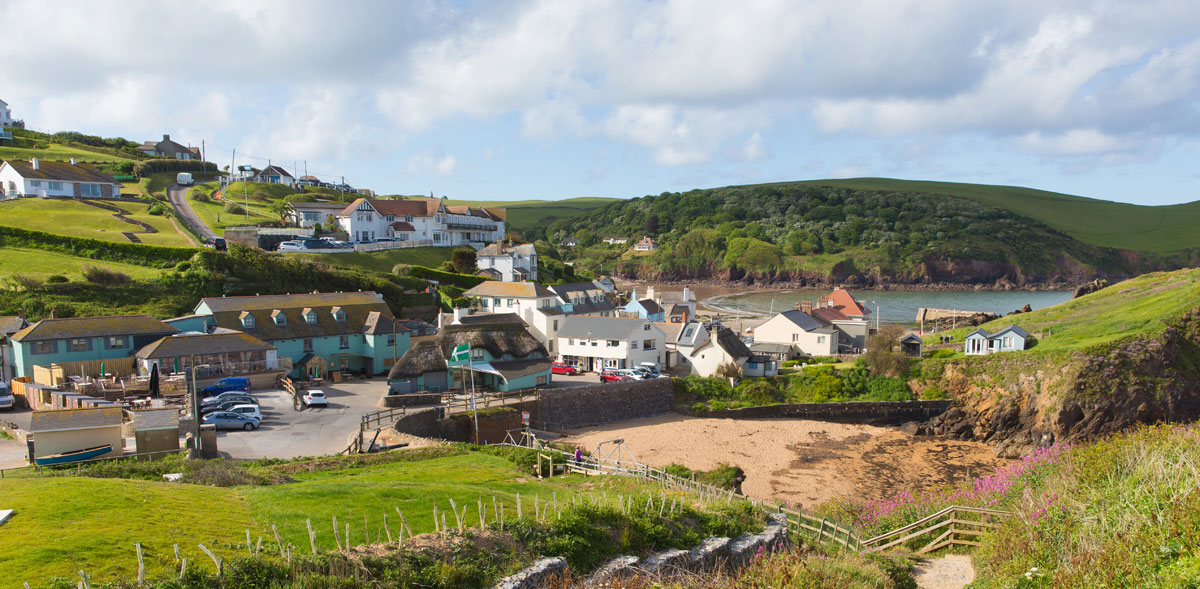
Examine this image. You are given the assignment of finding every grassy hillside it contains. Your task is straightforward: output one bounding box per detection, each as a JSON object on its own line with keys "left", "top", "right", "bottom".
{"left": 442, "top": 197, "right": 619, "bottom": 239}
{"left": 0, "top": 199, "right": 194, "bottom": 247}
{"left": 794, "top": 178, "right": 1200, "bottom": 254}
{"left": 0, "top": 143, "right": 140, "bottom": 165}
{"left": 293, "top": 246, "right": 456, "bottom": 273}
{"left": 0, "top": 246, "right": 165, "bottom": 281}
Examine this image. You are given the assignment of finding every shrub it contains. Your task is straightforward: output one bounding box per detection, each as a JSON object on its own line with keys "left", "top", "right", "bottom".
{"left": 392, "top": 263, "right": 412, "bottom": 276}
{"left": 699, "top": 462, "right": 746, "bottom": 490}
{"left": 0, "top": 226, "right": 195, "bottom": 268}
{"left": 924, "top": 348, "right": 956, "bottom": 359}
{"left": 45, "top": 274, "right": 70, "bottom": 284}
{"left": 188, "top": 187, "right": 212, "bottom": 203}
{"left": 132, "top": 159, "right": 217, "bottom": 177}
{"left": 919, "top": 386, "right": 949, "bottom": 400}
{"left": 81, "top": 265, "right": 131, "bottom": 285}
{"left": 224, "top": 201, "right": 246, "bottom": 215}
{"left": 147, "top": 204, "right": 168, "bottom": 216}
{"left": 735, "top": 378, "right": 783, "bottom": 405}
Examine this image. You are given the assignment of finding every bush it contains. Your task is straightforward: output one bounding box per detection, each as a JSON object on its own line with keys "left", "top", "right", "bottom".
{"left": 919, "top": 386, "right": 949, "bottom": 400}
{"left": 224, "top": 201, "right": 246, "bottom": 215}
{"left": 45, "top": 274, "right": 70, "bottom": 284}
{"left": 409, "top": 265, "right": 488, "bottom": 288}
{"left": 147, "top": 204, "right": 168, "bottom": 216}
{"left": 81, "top": 265, "right": 131, "bottom": 285}
{"left": 132, "top": 159, "right": 217, "bottom": 177}
{"left": 735, "top": 378, "right": 783, "bottom": 405}
{"left": 188, "top": 187, "right": 212, "bottom": 203}
{"left": 392, "top": 263, "right": 411, "bottom": 276}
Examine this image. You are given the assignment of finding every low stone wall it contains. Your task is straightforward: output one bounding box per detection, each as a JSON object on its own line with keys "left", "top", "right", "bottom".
{"left": 695, "top": 400, "right": 953, "bottom": 426}
{"left": 435, "top": 409, "right": 523, "bottom": 444}
{"left": 383, "top": 393, "right": 441, "bottom": 408}
{"left": 494, "top": 557, "right": 566, "bottom": 589}
{"left": 535, "top": 378, "right": 673, "bottom": 430}
{"left": 391, "top": 407, "right": 443, "bottom": 438}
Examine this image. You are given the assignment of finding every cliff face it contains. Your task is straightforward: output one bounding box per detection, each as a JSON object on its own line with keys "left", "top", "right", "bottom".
{"left": 919, "top": 309, "right": 1200, "bottom": 457}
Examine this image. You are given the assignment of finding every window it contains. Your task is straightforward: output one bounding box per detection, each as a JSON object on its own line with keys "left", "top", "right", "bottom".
{"left": 70, "top": 338, "right": 90, "bottom": 352}
{"left": 305, "top": 311, "right": 317, "bottom": 324}
{"left": 404, "top": 215, "right": 413, "bottom": 222}
{"left": 433, "top": 233, "right": 441, "bottom": 243}
{"left": 80, "top": 183, "right": 102, "bottom": 197}
{"left": 332, "top": 308, "right": 346, "bottom": 321}
{"left": 817, "top": 336, "right": 826, "bottom": 344}
{"left": 339, "top": 335, "right": 350, "bottom": 349}
{"left": 553, "top": 320, "right": 558, "bottom": 331}
{"left": 242, "top": 314, "right": 255, "bottom": 328}
{"left": 106, "top": 336, "right": 126, "bottom": 349}
{"left": 386, "top": 215, "right": 395, "bottom": 222}
{"left": 303, "top": 338, "right": 314, "bottom": 352}
{"left": 536, "top": 375, "right": 548, "bottom": 385}
{"left": 471, "top": 348, "right": 484, "bottom": 360}
{"left": 607, "top": 339, "right": 619, "bottom": 347}
{"left": 568, "top": 338, "right": 575, "bottom": 346}
{"left": 32, "top": 341, "right": 55, "bottom": 355}
{"left": 748, "top": 362, "right": 757, "bottom": 369}
{"left": 683, "top": 327, "right": 694, "bottom": 338}
{"left": 792, "top": 334, "right": 799, "bottom": 342}
{"left": 643, "top": 339, "right": 654, "bottom": 350}
{"left": 481, "top": 298, "right": 489, "bottom": 308}
{"left": 630, "top": 340, "right": 639, "bottom": 349}
{"left": 591, "top": 340, "right": 598, "bottom": 347}
{"left": 273, "top": 314, "right": 286, "bottom": 326}
{"left": 493, "top": 297, "right": 501, "bottom": 308}
{"left": 48, "top": 181, "right": 63, "bottom": 191}
{"left": 506, "top": 299, "right": 514, "bottom": 308}
{"left": 386, "top": 334, "right": 395, "bottom": 346}
{"left": 29, "top": 180, "right": 41, "bottom": 187}
{"left": 643, "top": 324, "right": 651, "bottom": 330}
{"left": 549, "top": 340, "right": 554, "bottom": 353}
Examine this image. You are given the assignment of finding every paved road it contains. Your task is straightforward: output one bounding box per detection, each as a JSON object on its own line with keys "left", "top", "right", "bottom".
{"left": 167, "top": 183, "right": 217, "bottom": 239}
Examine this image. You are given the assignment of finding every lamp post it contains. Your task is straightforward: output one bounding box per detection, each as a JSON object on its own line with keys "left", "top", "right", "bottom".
{"left": 188, "top": 358, "right": 213, "bottom": 457}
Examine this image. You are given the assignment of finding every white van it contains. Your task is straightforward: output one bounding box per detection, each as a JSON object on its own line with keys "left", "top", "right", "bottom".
{"left": 176, "top": 172, "right": 194, "bottom": 186}
{"left": 0, "top": 382, "right": 13, "bottom": 411}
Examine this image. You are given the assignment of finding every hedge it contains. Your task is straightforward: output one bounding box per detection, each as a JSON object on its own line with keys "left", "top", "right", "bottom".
{"left": 133, "top": 159, "right": 218, "bottom": 177}
{"left": 408, "top": 265, "right": 489, "bottom": 288}
{"left": 0, "top": 225, "right": 197, "bottom": 267}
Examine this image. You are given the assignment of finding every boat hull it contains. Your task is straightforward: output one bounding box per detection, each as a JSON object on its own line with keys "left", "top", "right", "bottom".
{"left": 34, "top": 444, "right": 113, "bottom": 466}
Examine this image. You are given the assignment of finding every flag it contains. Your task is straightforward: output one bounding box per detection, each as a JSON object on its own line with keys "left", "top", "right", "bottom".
{"left": 451, "top": 343, "right": 470, "bottom": 363}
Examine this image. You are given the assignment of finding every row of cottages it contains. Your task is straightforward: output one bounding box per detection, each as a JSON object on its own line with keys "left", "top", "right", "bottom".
{"left": 387, "top": 313, "right": 551, "bottom": 394}
{"left": 752, "top": 289, "right": 872, "bottom": 358}
{"left": 462, "top": 280, "right": 617, "bottom": 357}
{"left": 476, "top": 241, "right": 537, "bottom": 282}
{"left": 965, "top": 325, "right": 1028, "bottom": 355}
{"left": 0, "top": 158, "right": 122, "bottom": 199}
{"left": 335, "top": 196, "right": 506, "bottom": 246}
{"left": 137, "top": 134, "right": 200, "bottom": 159}
{"left": 662, "top": 321, "right": 777, "bottom": 378}
{"left": 642, "top": 286, "right": 698, "bottom": 323}
{"left": 556, "top": 316, "right": 667, "bottom": 372}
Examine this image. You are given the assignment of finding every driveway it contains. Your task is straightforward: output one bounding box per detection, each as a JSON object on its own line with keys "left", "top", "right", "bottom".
{"left": 213, "top": 379, "right": 388, "bottom": 460}
{"left": 167, "top": 183, "right": 217, "bottom": 239}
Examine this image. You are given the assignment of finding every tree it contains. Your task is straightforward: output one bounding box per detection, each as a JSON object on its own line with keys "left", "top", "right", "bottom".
{"left": 268, "top": 200, "right": 295, "bottom": 224}
{"left": 574, "top": 229, "right": 596, "bottom": 247}
{"left": 645, "top": 214, "right": 659, "bottom": 234}
{"left": 451, "top": 248, "right": 478, "bottom": 274}
{"left": 862, "top": 324, "right": 909, "bottom": 378}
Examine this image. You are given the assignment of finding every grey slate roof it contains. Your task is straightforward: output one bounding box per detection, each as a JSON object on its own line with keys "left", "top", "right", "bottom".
{"left": 750, "top": 342, "right": 793, "bottom": 355}
{"left": 199, "top": 292, "right": 385, "bottom": 313}
{"left": 777, "top": 309, "right": 825, "bottom": 332}
{"left": 12, "top": 315, "right": 177, "bottom": 342}
{"left": 992, "top": 324, "right": 1029, "bottom": 338}
{"left": 558, "top": 317, "right": 655, "bottom": 340}
{"left": 30, "top": 407, "right": 123, "bottom": 433}
{"left": 136, "top": 332, "right": 275, "bottom": 359}
{"left": 637, "top": 299, "right": 664, "bottom": 315}
{"left": 714, "top": 327, "right": 753, "bottom": 361}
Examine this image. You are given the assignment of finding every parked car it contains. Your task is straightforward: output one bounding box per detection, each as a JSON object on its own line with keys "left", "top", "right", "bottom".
{"left": 201, "top": 377, "right": 250, "bottom": 396}
{"left": 200, "top": 393, "right": 257, "bottom": 409}
{"left": 613, "top": 369, "right": 644, "bottom": 380}
{"left": 551, "top": 362, "right": 581, "bottom": 375}
{"left": 277, "top": 240, "right": 305, "bottom": 252}
{"left": 201, "top": 411, "right": 260, "bottom": 431}
{"left": 200, "top": 400, "right": 249, "bottom": 415}
{"left": 637, "top": 362, "right": 662, "bottom": 376}
{"left": 228, "top": 404, "right": 262, "bottom": 421}
{"left": 634, "top": 365, "right": 663, "bottom": 379}
{"left": 0, "top": 382, "right": 12, "bottom": 411}
{"left": 302, "top": 390, "right": 328, "bottom": 407}
{"left": 599, "top": 370, "right": 628, "bottom": 383}
{"left": 319, "top": 237, "right": 352, "bottom": 248}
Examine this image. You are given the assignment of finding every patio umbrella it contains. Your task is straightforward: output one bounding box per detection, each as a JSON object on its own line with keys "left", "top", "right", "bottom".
{"left": 149, "top": 364, "right": 160, "bottom": 400}
{"left": 100, "top": 362, "right": 105, "bottom": 377}
{"left": 174, "top": 357, "right": 180, "bottom": 373}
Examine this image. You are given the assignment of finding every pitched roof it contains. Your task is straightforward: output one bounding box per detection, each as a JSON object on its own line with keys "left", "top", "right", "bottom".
{"left": 966, "top": 328, "right": 992, "bottom": 339}
{"left": 823, "top": 288, "right": 869, "bottom": 317}
{"left": 636, "top": 299, "right": 664, "bottom": 315}
{"left": 389, "top": 221, "right": 416, "bottom": 231}
{"left": 558, "top": 316, "right": 657, "bottom": 340}
{"left": 0, "top": 316, "right": 28, "bottom": 337}
{"left": 492, "top": 358, "right": 552, "bottom": 380}
{"left": 30, "top": 407, "right": 123, "bottom": 433}
{"left": 363, "top": 311, "right": 408, "bottom": 336}
{"left": 3, "top": 160, "right": 121, "bottom": 185}
{"left": 993, "top": 324, "right": 1029, "bottom": 338}
{"left": 388, "top": 340, "right": 447, "bottom": 379}
{"left": 437, "top": 315, "right": 546, "bottom": 360}
{"left": 900, "top": 334, "right": 923, "bottom": 344}
{"left": 255, "top": 164, "right": 294, "bottom": 179}
{"left": 135, "top": 332, "right": 275, "bottom": 359}
{"left": 198, "top": 292, "right": 385, "bottom": 313}
{"left": 776, "top": 309, "right": 825, "bottom": 332}
{"left": 714, "top": 327, "right": 753, "bottom": 360}
{"left": 292, "top": 201, "right": 348, "bottom": 210}
{"left": 667, "top": 304, "right": 691, "bottom": 317}
{"left": 652, "top": 321, "right": 684, "bottom": 342}
{"left": 464, "top": 281, "right": 553, "bottom": 298}
{"left": 478, "top": 243, "right": 536, "bottom": 257}
{"left": 810, "top": 306, "right": 852, "bottom": 323}
{"left": 750, "top": 342, "right": 793, "bottom": 354}
{"left": 12, "top": 315, "right": 177, "bottom": 342}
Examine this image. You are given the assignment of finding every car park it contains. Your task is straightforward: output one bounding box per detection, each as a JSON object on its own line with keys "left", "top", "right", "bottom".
{"left": 277, "top": 240, "right": 306, "bottom": 252}
{"left": 551, "top": 362, "right": 581, "bottom": 375}
{"left": 0, "top": 382, "right": 12, "bottom": 411}
{"left": 302, "top": 390, "right": 328, "bottom": 407}
{"left": 228, "top": 404, "right": 263, "bottom": 421}
{"left": 200, "top": 393, "right": 257, "bottom": 409}
{"left": 599, "top": 370, "right": 628, "bottom": 382}
{"left": 201, "top": 411, "right": 260, "bottom": 431}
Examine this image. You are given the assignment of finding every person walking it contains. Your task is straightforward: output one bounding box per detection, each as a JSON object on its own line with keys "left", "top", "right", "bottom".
{"left": 574, "top": 445, "right": 583, "bottom": 467}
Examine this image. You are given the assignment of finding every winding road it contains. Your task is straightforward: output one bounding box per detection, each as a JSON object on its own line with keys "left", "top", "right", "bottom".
{"left": 167, "top": 183, "right": 217, "bottom": 239}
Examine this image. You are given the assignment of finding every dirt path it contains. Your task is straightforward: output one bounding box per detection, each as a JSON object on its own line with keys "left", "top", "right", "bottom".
{"left": 913, "top": 555, "right": 975, "bottom": 589}
{"left": 76, "top": 198, "right": 160, "bottom": 244}
{"left": 560, "top": 414, "right": 1007, "bottom": 507}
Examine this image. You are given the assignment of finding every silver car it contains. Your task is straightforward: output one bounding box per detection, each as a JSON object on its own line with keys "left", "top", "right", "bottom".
{"left": 201, "top": 411, "right": 261, "bottom": 431}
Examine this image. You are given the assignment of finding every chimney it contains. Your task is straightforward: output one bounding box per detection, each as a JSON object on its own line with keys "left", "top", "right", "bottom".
{"left": 452, "top": 307, "right": 464, "bottom": 325}
{"left": 631, "top": 288, "right": 637, "bottom": 302}
{"left": 794, "top": 302, "right": 800, "bottom": 310}
{"left": 681, "top": 309, "right": 688, "bottom": 324}
{"left": 17, "top": 308, "right": 24, "bottom": 320}
{"left": 31, "top": 158, "right": 39, "bottom": 170}
{"left": 683, "top": 286, "right": 691, "bottom": 301}
{"left": 70, "top": 157, "right": 77, "bottom": 166}
{"left": 801, "top": 301, "right": 813, "bottom": 314}
{"left": 50, "top": 305, "right": 56, "bottom": 319}
{"left": 163, "top": 134, "right": 170, "bottom": 142}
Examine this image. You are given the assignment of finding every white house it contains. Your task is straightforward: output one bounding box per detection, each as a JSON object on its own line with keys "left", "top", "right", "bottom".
{"left": 288, "top": 201, "right": 347, "bottom": 229}
{"left": 336, "top": 197, "right": 506, "bottom": 246}
{"left": 965, "top": 325, "right": 1028, "bottom": 356}
{"left": 253, "top": 165, "right": 295, "bottom": 186}
{"left": 477, "top": 242, "right": 537, "bottom": 282}
{"left": 753, "top": 309, "right": 838, "bottom": 357}
{"left": 556, "top": 316, "right": 666, "bottom": 372}
{"left": 676, "top": 322, "right": 775, "bottom": 378}
{"left": 602, "top": 236, "right": 628, "bottom": 245}
{"left": 0, "top": 99, "right": 12, "bottom": 127}
{"left": 463, "top": 280, "right": 617, "bottom": 356}
{"left": 0, "top": 159, "right": 122, "bottom": 199}
{"left": 647, "top": 286, "right": 697, "bottom": 322}
{"left": 634, "top": 236, "right": 657, "bottom": 251}
{"left": 137, "top": 134, "right": 200, "bottom": 160}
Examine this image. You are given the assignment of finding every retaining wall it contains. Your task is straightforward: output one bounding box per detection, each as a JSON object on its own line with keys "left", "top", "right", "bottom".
{"left": 383, "top": 393, "right": 441, "bottom": 408}
{"left": 391, "top": 408, "right": 443, "bottom": 438}
{"left": 535, "top": 378, "right": 673, "bottom": 430}
{"left": 695, "top": 400, "right": 953, "bottom": 425}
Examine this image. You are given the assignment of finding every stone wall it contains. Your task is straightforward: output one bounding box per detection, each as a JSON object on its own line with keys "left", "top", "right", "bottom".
{"left": 391, "top": 407, "right": 443, "bottom": 438}
{"left": 695, "top": 400, "right": 953, "bottom": 425}
{"left": 383, "top": 393, "right": 441, "bottom": 408}
{"left": 535, "top": 378, "right": 673, "bottom": 430}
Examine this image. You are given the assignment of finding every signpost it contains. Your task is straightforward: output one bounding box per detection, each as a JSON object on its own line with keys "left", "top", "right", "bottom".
{"left": 452, "top": 344, "right": 480, "bottom": 444}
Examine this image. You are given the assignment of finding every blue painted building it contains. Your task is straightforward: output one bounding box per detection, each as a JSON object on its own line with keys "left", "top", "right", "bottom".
{"left": 10, "top": 315, "right": 178, "bottom": 379}
{"left": 622, "top": 289, "right": 665, "bottom": 322}
{"left": 192, "top": 292, "right": 409, "bottom": 378}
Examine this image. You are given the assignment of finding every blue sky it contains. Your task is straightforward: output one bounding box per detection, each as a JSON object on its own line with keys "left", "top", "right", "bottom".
{"left": 2, "top": 0, "right": 1198, "bottom": 205}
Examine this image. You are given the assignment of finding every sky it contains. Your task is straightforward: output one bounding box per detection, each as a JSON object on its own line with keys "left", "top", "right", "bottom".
{"left": 2, "top": 0, "right": 1198, "bottom": 205}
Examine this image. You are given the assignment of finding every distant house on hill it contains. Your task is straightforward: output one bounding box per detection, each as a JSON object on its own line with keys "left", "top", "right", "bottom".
{"left": 633, "top": 236, "right": 657, "bottom": 251}
{"left": 334, "top": 196, "right": 506, "bottom": 246}
{"left": 965, "top": 325, "right": 1027, "bottom": 356}
{"left": 0, "top": 99, "right": 13, "bottom": 127}
{"left": 0, "top": 158, "right": 122, "bottom": 199}
{"left": 476, "top": 241, "right": 537, "bottom": 282}
{"left": 252, "top": 165, "right": 295, "bottom": 186}
{"left": 602, "top": 236, "right": 628, "bottom": 245}
{"left": 561, "top": 237, "right": 579, "bottom": 247}
{"left": 288, "top": 201, "right": 347, "bottom": 228}
{"left": 138, "top": 134, "right": 200, "bottom": 160}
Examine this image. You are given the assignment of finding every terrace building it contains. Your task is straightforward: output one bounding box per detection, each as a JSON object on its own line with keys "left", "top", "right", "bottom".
{"left": 10, "top": 315, "right": 178, "bottom": 380}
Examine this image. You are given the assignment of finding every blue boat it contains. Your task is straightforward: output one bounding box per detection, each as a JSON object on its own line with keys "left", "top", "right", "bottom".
{"left": 34, "top": 444, "right": 113, "bottom": 466}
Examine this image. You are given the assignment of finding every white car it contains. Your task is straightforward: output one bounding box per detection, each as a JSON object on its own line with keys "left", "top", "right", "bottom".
{"left": 0, "top": 383, "right": 12, "bottom": 411}
{"left": 302, "top": 390, "right": 328, "bottom": 407}
{"left": 614, "top": 369, "right": 644, "bottom": 380}
{"left": 277, "top": 240, "right": 305, "bottom": 252}
{"left": 228, "top": 404, "right": 262, "bottom": 421}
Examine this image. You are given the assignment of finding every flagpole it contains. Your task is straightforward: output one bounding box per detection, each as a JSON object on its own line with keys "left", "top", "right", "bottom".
{"left": 469, "top": 343, "right": 479, "bottom": 444}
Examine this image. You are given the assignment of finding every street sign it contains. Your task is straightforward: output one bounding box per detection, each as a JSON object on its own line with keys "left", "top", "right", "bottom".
{"left": 522, "top": 411, "right": 530, "bottom": 426}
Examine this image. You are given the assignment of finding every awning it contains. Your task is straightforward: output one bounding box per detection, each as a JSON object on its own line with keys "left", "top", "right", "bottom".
{"left": 460, "top": 362, "right": 503, "bottom": 377}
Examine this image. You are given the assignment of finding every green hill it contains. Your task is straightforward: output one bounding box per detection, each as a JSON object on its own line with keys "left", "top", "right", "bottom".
{"left": 440, "top": 197, "right": 619, "bottom": 239}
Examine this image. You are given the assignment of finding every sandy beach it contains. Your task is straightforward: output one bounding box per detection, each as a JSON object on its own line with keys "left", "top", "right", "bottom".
{"left": 561, "top": 414, "right": 1007, "bottom": 508}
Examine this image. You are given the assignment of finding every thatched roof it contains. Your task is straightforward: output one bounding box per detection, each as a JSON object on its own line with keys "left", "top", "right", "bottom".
{"left": 388, "top": 340, "right": 447, "bottom": 379}
{"left": 438, "top": 317, "right": 546, "bottom": 360}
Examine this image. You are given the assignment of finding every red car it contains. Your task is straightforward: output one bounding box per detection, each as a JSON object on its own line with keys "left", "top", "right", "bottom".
{"left": 599, "top": 370, "right": 628, "bottom": 382}
{"left": 551, "top": 362, "right": 582, "bottom": 375}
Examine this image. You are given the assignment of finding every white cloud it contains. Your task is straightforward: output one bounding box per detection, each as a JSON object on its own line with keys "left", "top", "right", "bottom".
{"left": 407, "top": 149, "right": 459, "bottom": 176}
{"left": 738, "top": 133, "right": 769, "bottom": 162}
{"left": 1019, "top": 129, "right": 1123, "bottom": 156}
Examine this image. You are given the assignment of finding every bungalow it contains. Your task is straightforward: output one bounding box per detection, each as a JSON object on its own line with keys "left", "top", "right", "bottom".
{"left": 191, "top": 291, "right": 408, "bottom": 377}
{"left": 476, "top": 242, "right": 537, "bottom": 282}
{"left": 29, "top": 407, "right": 125, "bottom": 463}
{"left": 253, "top": 165, "right": 295, "bottom": 186}
{"left": 288, "top": 201, "right": 347, "bottom": 228}
{"left": 134, "top": 331, "right": 279, "bottom": 380}
{"left": 0, "top": 313, "right": 29, "bottom": 382}
{"left": 622, "top": 290, "right": 665, "bottom": 322}
{"left": 10, "top": 315, "right": 179, "bottom": 379}
{"left": 556, "top": 316, "right": 666, "bottom": 372}
{"left": 633, "top": 236, "right": 657, "bottom": 251}
{"left": 965, "top": 325, "right": 1028, "bottom": 356}
{"left": 137, "top": 134, "right": 200, "bottom": 160}
{"left": 752, "top": 309, "right": 838, "bottom": 358}
{"left": 561, "top": 238, "right": 579, "bottom": 247}
{"left": 0, "top": 158, "right": 122, "bottom": 199}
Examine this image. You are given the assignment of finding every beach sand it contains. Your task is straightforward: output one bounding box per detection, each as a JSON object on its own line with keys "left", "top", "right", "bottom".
{"left": 560, "top": 414, "right": 1006, "bottom": 508}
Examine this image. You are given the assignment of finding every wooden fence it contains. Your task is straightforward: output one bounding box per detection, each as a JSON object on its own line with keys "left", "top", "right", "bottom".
{"left": 859, "top": 506, "right": 1014, "bottom": 554}
{"left": 780, "top": 507, "right": 863, "bottom": 551}
{"left": 33, "top": 357, "right": 138, "bottom": 386}
{"left": 443, "top": 389, "right": 538, "bottom": 414}
{"left": 344, "top": 406, "right": 410, "bottom": 455}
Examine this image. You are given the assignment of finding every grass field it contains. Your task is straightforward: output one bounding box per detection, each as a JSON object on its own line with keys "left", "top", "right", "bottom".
{"left": 795, "top": 178, "right": 1200, "bottom": 254}
{"left": 0, "top": 449, "right": 648, "bottom": 585}
{"left": 293, "top": 246, "right": 456, "bottom": 272}
{"left": 0, "top": 143, "right": 140, "bottom": 164}
{"left": 0, "top": 247, "right": 165, "bottom": 281}
{"left": 924, "top": 267, "right": 1200, "bottom": 354}
{"left": 0, "top": 199, "right": 194, "bottom": 247}
{"left": 446, "top": 197, "right": 619, "bottom": 235}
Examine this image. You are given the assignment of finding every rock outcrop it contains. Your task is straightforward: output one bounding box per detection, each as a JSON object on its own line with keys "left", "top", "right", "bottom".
{"left": 1073, "top": 278, "right": 1109, "bottom": 298}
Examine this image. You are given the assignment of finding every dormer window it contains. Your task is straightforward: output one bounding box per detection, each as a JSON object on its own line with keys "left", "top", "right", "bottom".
{"left": 331, "top": 306, "right": 346, "bottom": 322}
{"left": 271, "top": 310, "right": 286, "bottom": 326}
{"left": 405, "top": 214, "right": 413, "bottom": 223}
{"left": 240, "top": 311, "right": 255, "bottom": 328}
{"left": 303, "top": 308, "right": 317, "bottom": 324}
{"left": 386, "top": 215, "right": 395, "bottom": 222}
